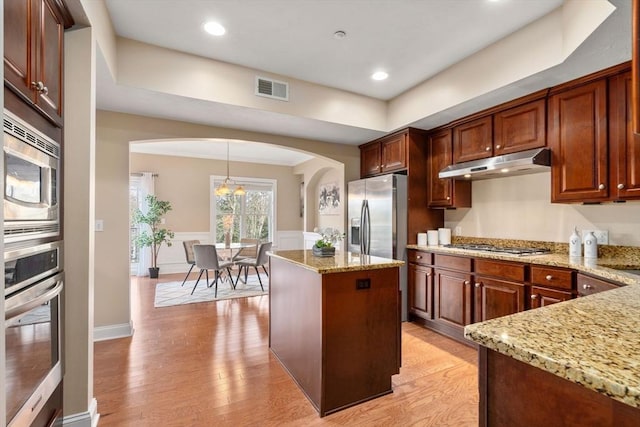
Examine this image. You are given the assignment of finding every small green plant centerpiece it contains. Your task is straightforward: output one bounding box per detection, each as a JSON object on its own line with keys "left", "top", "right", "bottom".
{"left": 312, "top": 228, "right": 344, "bottom": 257}
{"left": 133, "top": 195, "right": 175, "bottom": 278}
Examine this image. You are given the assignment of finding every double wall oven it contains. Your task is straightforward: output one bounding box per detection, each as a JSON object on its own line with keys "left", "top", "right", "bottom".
{"left": 4, "top": 109, "right": 64, "bottom": 427}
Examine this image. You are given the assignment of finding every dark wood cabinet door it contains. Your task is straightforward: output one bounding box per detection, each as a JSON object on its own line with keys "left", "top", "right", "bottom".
{"left": 408, "top": 264, "right": 432, "bottom": 320}
{"left": 609, "top": 71, "right": 640, "bottom": 200}
{"left": 530, "top": 286, "right": 572, "bottom": 309}
{"left": 36, "top": 0, "right": 65, "bottom": 126}
{"left": 380, "top": 133, "right": 407, "bottom": 173}
{"left": 474, "top": 276, "right": 525, "bottom": 323}
{"left": 576, "top": 273, "right": 618, "bottom": 297}
{"left": 360, "top": 142, "right": 381, "bottom": 177}
{"left": 426, "top": 129, "right": 472, "bottom": 208}
{"left": 549, "top": 80, "right": 608, "bottom": 202}
{"left": 494, "top": 99, "right": 546, "bottom": 155}
{"left": 4, "top": 0, "right": 34, "bottom": 102}
{"left": 452, "top": 116, "right": 493, "bottom": 163}
{"left": 434, "top": 268, "right": 473, "bottom": 330}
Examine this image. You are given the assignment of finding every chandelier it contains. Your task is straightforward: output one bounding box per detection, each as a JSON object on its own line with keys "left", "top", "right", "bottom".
{"left": 215, "top": 142, "right": 245, "bottom": 196}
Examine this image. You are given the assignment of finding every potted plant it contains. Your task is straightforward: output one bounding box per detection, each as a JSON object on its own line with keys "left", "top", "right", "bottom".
{"left": 312, "top": 228, "right": 344, "bottom": 257}
{"left": 133, "top": 195, "right": 175, "bottom": 278}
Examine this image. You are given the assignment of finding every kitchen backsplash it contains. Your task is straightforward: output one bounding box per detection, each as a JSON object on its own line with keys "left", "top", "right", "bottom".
{"left": 444, "top": 172, "right": 640, "bottom": 247}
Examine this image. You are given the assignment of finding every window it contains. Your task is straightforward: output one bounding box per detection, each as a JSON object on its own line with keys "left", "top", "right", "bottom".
{"left": 129, "top": 176, "right": 142, "bottom": 264}
{"left": 211, "top": 177, "right": 275, "bottom": 243}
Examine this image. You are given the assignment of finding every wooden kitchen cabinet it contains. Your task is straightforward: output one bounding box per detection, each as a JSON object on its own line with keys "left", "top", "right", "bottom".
{"left": 452, "top": 116, "right": 493, "bottom": 163}
{"left": 473, "top": 259, "right": 526, "bottom": 322}
{"left": 609, "top": 71, "right": 640, "bottom": 200}
{"left": 433, "top": 254, "right": 473, "bottom": 340}
{"left": 530, "top": 286, "right": 572, "bottom": 309}
{"left": 408, "top": 250, "right": 433, "bottom": 320}
{"left": 576, "top": 273, "right": 619, "bottom": 297}
{"left": 359, "top": 131, "right": 407, "bottom": 177}
{"left": 493, "top": 99, "right": 546, "bottom": 155}
{"left": 4, "top": 0, "right": 72, "bottom": 127}
{"left": 548, "top": 79, "right": 609, "bottom": 202}
{"left": 427, "top": 129, "right": 471, "bottom": 208}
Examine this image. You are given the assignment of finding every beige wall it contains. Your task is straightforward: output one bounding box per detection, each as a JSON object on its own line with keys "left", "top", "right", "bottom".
{"left": 130, "top": 153, "right": 304, "bottom": 233}
{"left": 444, "top": 172, "right": 640, "bottom": 246}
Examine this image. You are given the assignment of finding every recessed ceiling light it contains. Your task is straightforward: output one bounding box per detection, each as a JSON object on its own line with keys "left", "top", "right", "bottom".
{"left": 204, "top": 21, "right": 226, "bottom": 36}
{"left": 371, "top": 71, "right": 388, "bottom": 81}
{"left": 334, "top": 30, "right": 347, "bottom": 39}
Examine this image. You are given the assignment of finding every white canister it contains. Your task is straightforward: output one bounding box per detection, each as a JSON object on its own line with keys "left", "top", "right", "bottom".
{"left": 417, "top": 233, "right": 427, "bottom": 246}
{"left": 427, "top": 230, "right": 439, "bottom": 246}
{"left": 438, "top": 228, "right": 451, "bottom": 245}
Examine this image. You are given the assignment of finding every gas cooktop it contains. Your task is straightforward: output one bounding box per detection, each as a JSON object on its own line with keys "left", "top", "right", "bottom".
{"left": 443, "top": 244, "right": 551, "bottom": 256}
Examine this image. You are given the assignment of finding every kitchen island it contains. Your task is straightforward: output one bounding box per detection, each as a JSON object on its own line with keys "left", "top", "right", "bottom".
{"left": 268, "top": 249, "right": 404, "bottom": 417}
{"left": 465, "top": 282, "right": 640, "bottom": 426}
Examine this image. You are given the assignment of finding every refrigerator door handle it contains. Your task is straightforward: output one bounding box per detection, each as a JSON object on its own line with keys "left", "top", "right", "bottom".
{"left": 364, "top": 200, "right": 371, "bottom": 255}
{"left": 359, "top": 200, "right": 366, "bottom": 254}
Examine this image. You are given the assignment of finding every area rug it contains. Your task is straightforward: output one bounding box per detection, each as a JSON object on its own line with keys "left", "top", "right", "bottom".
{"left": 154, "top": 275, "right": 269, "bottom": 308}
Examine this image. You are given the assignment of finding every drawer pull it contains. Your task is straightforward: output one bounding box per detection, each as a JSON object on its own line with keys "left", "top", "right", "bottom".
{"left": 531, "top": 294, "right": 538, "bottom": 299}
{"left": 464, "top": 280, "right": 470, "bottom": 286}
{"left": 495, "top": 144, "right": 501, "bottom": 149}
{"left": 582, "top": 284, "right": 593, "bottom": 290}
{"left": 618, "top": 183, "right": 625, "bottom": 190}
{"left": 416, "top": 255, "right": 422, "bottom": 259}
{"left": 545, "top": 275, "right": 553, "bottom": 281}
{"left": 598, "top": 183, "right": 606, "bottom": 190}
{"left": 475, "top": 282, "right": 481, "bottom": 288}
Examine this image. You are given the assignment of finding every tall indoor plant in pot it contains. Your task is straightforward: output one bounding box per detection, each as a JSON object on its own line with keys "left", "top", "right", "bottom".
{"left": 133, "top": 195, "right": 175, "bottom": 278}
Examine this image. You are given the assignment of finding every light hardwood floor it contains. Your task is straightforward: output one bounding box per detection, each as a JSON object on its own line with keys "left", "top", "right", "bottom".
{"left": 94, "top": 272, "right": 479, "bottom": 426}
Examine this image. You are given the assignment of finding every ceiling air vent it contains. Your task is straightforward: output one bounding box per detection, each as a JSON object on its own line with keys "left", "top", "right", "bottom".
{"left": 255, "top": 76, "right": 289, "bottom": 101}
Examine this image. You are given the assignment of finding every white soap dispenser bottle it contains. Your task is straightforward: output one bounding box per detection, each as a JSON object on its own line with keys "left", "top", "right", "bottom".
{"left": 584, "top": 231, "right": 598, "bottom": 259}
{"left": 569, "top": 227, "right": 581, "bottom": 257}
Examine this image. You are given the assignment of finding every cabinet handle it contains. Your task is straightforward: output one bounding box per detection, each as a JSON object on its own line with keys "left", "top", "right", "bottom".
{"left": 582, "top": 284, "right": 593, "bottom": 290}
{"left": 598, "top": 183, "right": 606, "bottom": 190}
{"left": 545, "top": 274, "right": 553, "bottom": 281}
{"left": 485, "top": 147, "right": 491, "bottom": 151}
{"left": 427, "top": 273, "right": 432, "bottom": 277}
{"left": 474, "top": 282, "right": 481, "bottom": 288}
{"left": 416, "top": 255, "right": 422, "bottom": 259}
{"left": 495, "top": 144, "right": 501, "bottom": 149}
{"left": 464, "top": 280, "right": 470, "bottom": 286}
{"left": 531, "top": 294, "right": 538, "bottom": 299}
{"left": 446, "top": 196, "right": 450, "bottom": 200}
{"left": 618, "top": 183, "right": 625, "bottom": 190}
{"left": 31, "top": 81, "right": 48, "bottom": 95}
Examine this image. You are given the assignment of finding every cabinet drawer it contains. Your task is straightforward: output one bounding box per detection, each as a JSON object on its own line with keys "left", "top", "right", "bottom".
{"left": 408, "top": 250, "right": 432, "bottom": 266}
{"left": 530, "top": 266, "right": 575, "bottom": 290}
{"left": 576, "top": 273, "right": 619, "bottom": 297}
{"left": 475, "top": 259, "right": 526, "bottom": 282}
{"left": 434, "top": 254, "right": 472, "bottom": 272}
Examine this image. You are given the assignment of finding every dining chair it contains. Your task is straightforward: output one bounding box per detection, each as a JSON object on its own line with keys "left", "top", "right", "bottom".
{"left": 180, "top": 240, "right": 200, "bottom": 287}
{"left": 234, "top": 241, "right": 272, "bottom": 291}
{"left": 192, "top": 244, "right": 234, "bottom": 297}
{"left": 232, "top": 238, "right": 260, "bottom": 263}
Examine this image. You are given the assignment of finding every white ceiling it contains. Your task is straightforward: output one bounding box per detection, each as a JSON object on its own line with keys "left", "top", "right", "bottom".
{"left": 94, "top": 0, "right": 630, "bottom": 166}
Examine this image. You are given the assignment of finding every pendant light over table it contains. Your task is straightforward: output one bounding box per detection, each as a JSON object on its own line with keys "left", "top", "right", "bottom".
{"left": 215, "top": 142, "right": 245, "bottom": 196}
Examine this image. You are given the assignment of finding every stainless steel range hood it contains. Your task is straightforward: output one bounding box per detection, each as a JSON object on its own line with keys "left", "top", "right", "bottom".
{"left": 438, "top": 148, "right": 551, "bottom": 180}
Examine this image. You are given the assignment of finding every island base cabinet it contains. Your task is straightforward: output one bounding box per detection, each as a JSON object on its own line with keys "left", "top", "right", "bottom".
{"left": 479, "top": 347, "right": 640, "bottom": 427}
{"left": 269, "top": 256, "right": 400, "bottom": 417}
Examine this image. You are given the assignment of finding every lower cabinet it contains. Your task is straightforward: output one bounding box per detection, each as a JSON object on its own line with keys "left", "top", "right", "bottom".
{"left": 408, "top": 263, "right": 433, "bottom": 320}
{"left": 530, "top": 286, "right": 572, "bottom": 308}
{"left": 474, "top": 276, "right": 526, "bottom": 322}
{"left": 406, "top": 249, "right": 588, "bottom": 344}
{"left": 433, "top": 267, "right": 473, "bottom": 334}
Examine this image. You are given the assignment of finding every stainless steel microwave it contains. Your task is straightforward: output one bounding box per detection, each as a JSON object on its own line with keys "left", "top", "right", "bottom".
{"left": 3, "top": 110, "right": 60, "bottom": 243}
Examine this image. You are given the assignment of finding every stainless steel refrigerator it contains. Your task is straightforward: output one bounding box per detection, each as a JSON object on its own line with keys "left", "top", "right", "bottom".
{"left": 348, "top": 174, "right": 408, "bottom": 320}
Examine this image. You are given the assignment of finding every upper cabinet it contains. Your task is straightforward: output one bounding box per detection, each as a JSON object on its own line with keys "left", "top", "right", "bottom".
{"left": 359, "top": 131, "right": 407, "bottom": 177}
{"left": 427, "top": 129, "right": 471, "bottom": 208}
{"left": 452, "top": 116, "right": 493, "bottom": 163}
{"left": 548, "top": 80, "right": 608, "bottom": 203}
{"left": 493, "top": 99, "right": 546, "bottom": 155}
{"left": 609, "top": 71, "right": 640, "bottom": 200}
{"left": 4, "top": 0, "right": 73, "bottom": 127}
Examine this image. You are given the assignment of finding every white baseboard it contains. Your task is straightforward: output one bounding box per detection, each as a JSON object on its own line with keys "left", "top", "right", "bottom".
{"left": 63, "top": 398, "right": 100, "bottom": 427}
{"left": 93, "top": 321, "right": 134, "bottom": 342}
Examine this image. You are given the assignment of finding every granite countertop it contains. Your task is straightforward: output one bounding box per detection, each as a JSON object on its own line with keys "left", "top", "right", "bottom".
{"left": 268, "top": 249, "right": 404, "bottom": 274}
{"left": 410, "top": 241, "right": 640, "bottom": 407}
{"left": 464, "top": 285, "right": 640, "bottom": 408}
{"left": 406, "top": 244, "right": 640, "bottom": 286}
